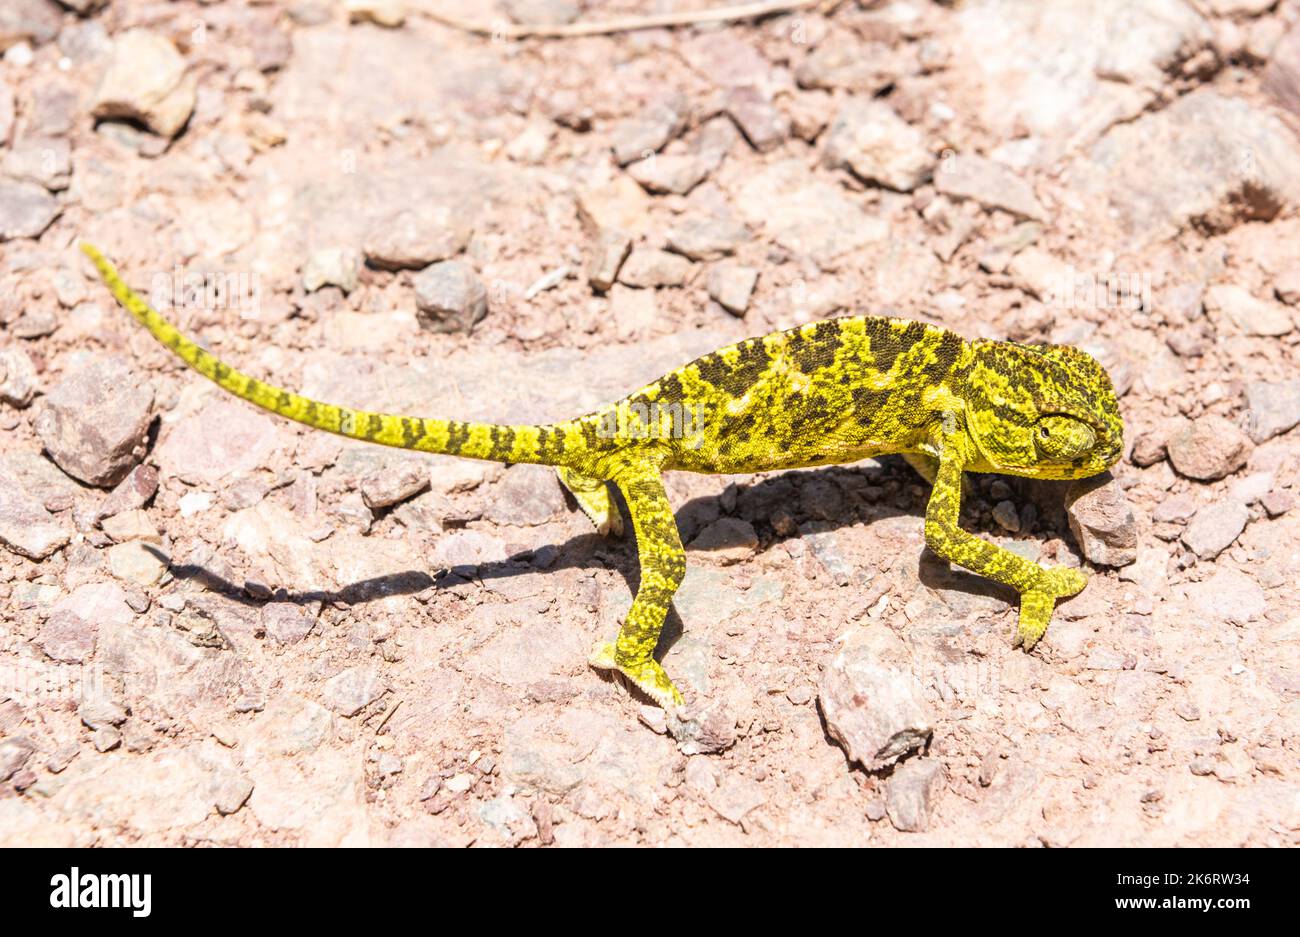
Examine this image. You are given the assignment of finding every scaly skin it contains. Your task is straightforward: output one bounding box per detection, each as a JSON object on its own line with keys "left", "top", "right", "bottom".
{"left": 83, "top": 243, "right": 1124, "bottom": 711}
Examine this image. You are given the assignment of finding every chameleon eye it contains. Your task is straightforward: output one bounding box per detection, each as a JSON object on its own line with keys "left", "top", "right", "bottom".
{"left": 1035, "top": 415, "right": 1094, "bottom": 460}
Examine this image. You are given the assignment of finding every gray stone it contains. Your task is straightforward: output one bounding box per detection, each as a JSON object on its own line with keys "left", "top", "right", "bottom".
{"left": 0, "top": 346, "right": 39, "bottom": 407}
{"left": 1066, "top": 475, "right": 1137, "bottom": 567}
{"left": 4, "top": 135, "right": 71, "bottom": 191}
{"left": 626, "top": 153, "right": 712, "bottom": 195}
{"left": 736, "top": 159, "right": 888, "bottom": 265}
{"left": 801, "top": 523, "right": 855, "bottom": 586}
{"left": 977, "top": 222, "right": 1042, "bottom": 273}
{"left": 707, "top": 775, "right": 767, "bottom": 825}
{"left": 1263, "top": 22, "right": 1300, "bottom": 118}
{"left": 690, "top": 115, "right": 741, "bottom": 169}
{"left": 412, "top": 261, "right": 487, "bottom": 334}
{"left": 209, "top": 767, "right": 254, "bottom": 816}
{"left": 796, "top": 36, "right": 912, "bottom": 93}
{"left": 819, "top": 626, "right": 934, "bottom": 771}
{"left": 156, "top": 398, "right": 279, "bottom": 485}
{"left": 992, "top": 500, "right": 1021, "bottom": 533}
{"left": 934, "top": 153, "right": 1045, "bottom": 220}
{"left": 0, "top": 179, "right": 60, "bottom": 241}
{"left": 1181, "top": 501, "right": 1249, "bottom": 560}
{"left": 360, "top": 462, "right": 429, "bottom": 509}
{"left": 11, "top": 307, "right": 58, "bottom": 339}
{"left": 706, "top": 263, "right": 758, "bottom": 316}
{"left": 35, "top": 610, "right": 97, "bottom": 663}
{"left": 79, "top": 693, "right": 127, "bottom": 730}
{"left": 1188, "top": 568, "right": 1266, "bottom": 623}
{"left": 1262, "top": 489, "right": 1293, "bottom": 517}
{"left": 1166, "top": 416, "right": 1252, "bottom": 481}
{"left": 262, "top": 602, "right": 315, "bottom": 645}
{"left": 0, "top": 0, "right": 60, "bottom": 51}
{"left": 100, "top": 507, "right": 157, "bottom": 542}
{"left": 618, "top": 249, "right": 692, "bottom": 289}
{"left": 302, "top": 247, "right": 360, "bottom": 293}
{"left": 668, "top": 700, "right": 738, "bottom": 756}
{"left": 1071, "top": 92, "right": 1300, "bottom": 242}
{"left": 1205, "top": 284, "right": 1293, "bottom": 337}
{"left": 690, "top": 517, "right": 758, "bottom": 566}
{"left": 822, "top": 99, "right": 932, "bottom": 192}
{"left": 54, "top": 749, "right": 217, "bottom": 833}
{"left": 576, "top": 176, "right": 652, "bottom": 237}
{"left": 321, "top": 665, "right": 384, "bottom": 717}
{"left": 362, "top": 202, "right": 473, "bottom": 270}
{"left": 0, "top": 452, "right": 80, "bottom": 508}
{"left": 1229, "top": 471, "right": 1273, "bottom": 506}
{"left": 429, "top": 529, "right": 506, "bottom": 569}
{"left": 32, "top": 81, "right": 82, "bottom": 136}
{"left": 610, "top": 93, "right": 688, "bottom": 166}
{"left": 481, "top": 464, "right": 564, "bottom": 527}
{"left": 1006, "top": 248, "right": 1071, "bottom": 302}
{"left": 91, "top": 29, "right": 196, "bottom": 138}
{"left": 886, "top": 759, "right": 945, "bottom": 833}
{"left": 34, "top": 356, "right": 154, "bottom": 487}
{"left": 666, "top": 215, "right": 749, "bottom": 261}
{"left": 678, "top": 30, "right": 776, "bottom": 90}
{"left": 1132, "top": 429, "right": 1170, "bottom": 468}
{"left": 1244, "top": 381, "right": 1300, "bottom": 444}
{"left": 107, "top": 540, "right": 169, "bottom": 586}
{"left": 586, "top": 228, "right": 631, "bottom": 292}
{"left": 725, "top": 86, "right": 790, "bottom": 153}
{"left": 955, "top": 0, "right": 1211, "bottom": 162}
{"left": 0, "top": 472, "right": 70, "bottom": 559}
{"left": 1274, "top": 268, "right": 1300, "bottom": 305}
{"left": 52, "top": 582, "right": 134, "bottom": 629}
{"left": 98, "top": 465, "right": 160, "bottom": 519}
{"left": 0, "top": 736, "right": 33, "bottom": 782}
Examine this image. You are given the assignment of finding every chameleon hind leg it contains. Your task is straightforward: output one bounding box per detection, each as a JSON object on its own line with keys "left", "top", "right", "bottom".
{"left": 588, "top": 463, "right": 686, "bottom": 708}
{"left": 556, "top": 466, "right": 623, "bottom": 536}
{"left": 924, "top": 443, "right": 1086, "bottom": 649}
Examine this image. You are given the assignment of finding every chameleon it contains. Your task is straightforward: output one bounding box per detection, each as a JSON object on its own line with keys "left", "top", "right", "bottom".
{"left": 81, "top": 242, "right": 1124, "bottom": 710}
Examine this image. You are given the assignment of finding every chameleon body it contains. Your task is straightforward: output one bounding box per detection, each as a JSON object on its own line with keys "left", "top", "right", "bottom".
{"left": 82, "top": 243, "right": 1124, "bottom": 710}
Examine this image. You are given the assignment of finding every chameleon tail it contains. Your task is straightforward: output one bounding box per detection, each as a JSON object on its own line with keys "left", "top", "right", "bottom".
{"left": 80, "top": 243, "right": 595, "bottom": 467}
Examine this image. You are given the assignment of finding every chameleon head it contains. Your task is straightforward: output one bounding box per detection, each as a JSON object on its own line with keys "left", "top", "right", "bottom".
{"left": 959, "top": 340, "right": 1124, "bottom": 480}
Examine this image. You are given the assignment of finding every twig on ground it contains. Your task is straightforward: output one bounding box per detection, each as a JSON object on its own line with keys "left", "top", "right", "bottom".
{"left": 375, "top": 698, "right": 403, "bottom": 735}
{"left": 422, "top": 0, "right": 831, "bottom": 40}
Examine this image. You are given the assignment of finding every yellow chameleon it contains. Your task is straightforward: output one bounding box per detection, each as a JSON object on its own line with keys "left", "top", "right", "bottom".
{"left": 82, "top": 243, "right": 1124, "bottom": 710}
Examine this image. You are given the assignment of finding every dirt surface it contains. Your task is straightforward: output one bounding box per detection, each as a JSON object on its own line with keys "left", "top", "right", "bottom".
{"left": 2, "top": 0, "right": 1299, "bottom": 847}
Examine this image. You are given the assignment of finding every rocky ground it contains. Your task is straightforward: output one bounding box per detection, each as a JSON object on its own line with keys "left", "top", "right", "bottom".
{"left": 1, "top": 0, "right": 1298, "bottom": 847}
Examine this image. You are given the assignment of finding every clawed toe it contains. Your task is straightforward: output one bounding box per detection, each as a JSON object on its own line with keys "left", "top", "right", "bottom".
{"left": 587, "top": 641, "right": 683, "bottom": 709}
{"left": 1013, "top": 567, "right": 1088, "bottom": 651}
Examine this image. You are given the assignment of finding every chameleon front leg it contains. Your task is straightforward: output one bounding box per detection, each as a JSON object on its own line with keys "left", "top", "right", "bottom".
{"left": 924, "top": 443, "right": 1087, "bottom": 649}
{"left": 588, "top": 461, "right": 687, "bottom": 708}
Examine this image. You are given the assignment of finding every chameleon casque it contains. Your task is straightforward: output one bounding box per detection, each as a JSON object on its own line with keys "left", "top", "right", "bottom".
{"left": 82, "top": 242, "right": 1124, "bottom": 710}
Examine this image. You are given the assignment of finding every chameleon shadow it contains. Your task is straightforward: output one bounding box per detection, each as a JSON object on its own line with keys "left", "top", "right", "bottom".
{"left": 144, "top": 460, "right": 1065, "bottom": 658}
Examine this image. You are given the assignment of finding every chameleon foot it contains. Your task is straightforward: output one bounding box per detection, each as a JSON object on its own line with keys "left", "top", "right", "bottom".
{"left": 1013, "top": 566, "right": 1088, "bottom": 650}
{"left": 588, "top": 640, "right": 684, "bottom": 709}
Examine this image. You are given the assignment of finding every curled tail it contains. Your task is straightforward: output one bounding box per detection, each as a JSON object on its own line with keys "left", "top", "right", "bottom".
{"left": 81, "top": 243, "right": 594, "bottom": 467}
